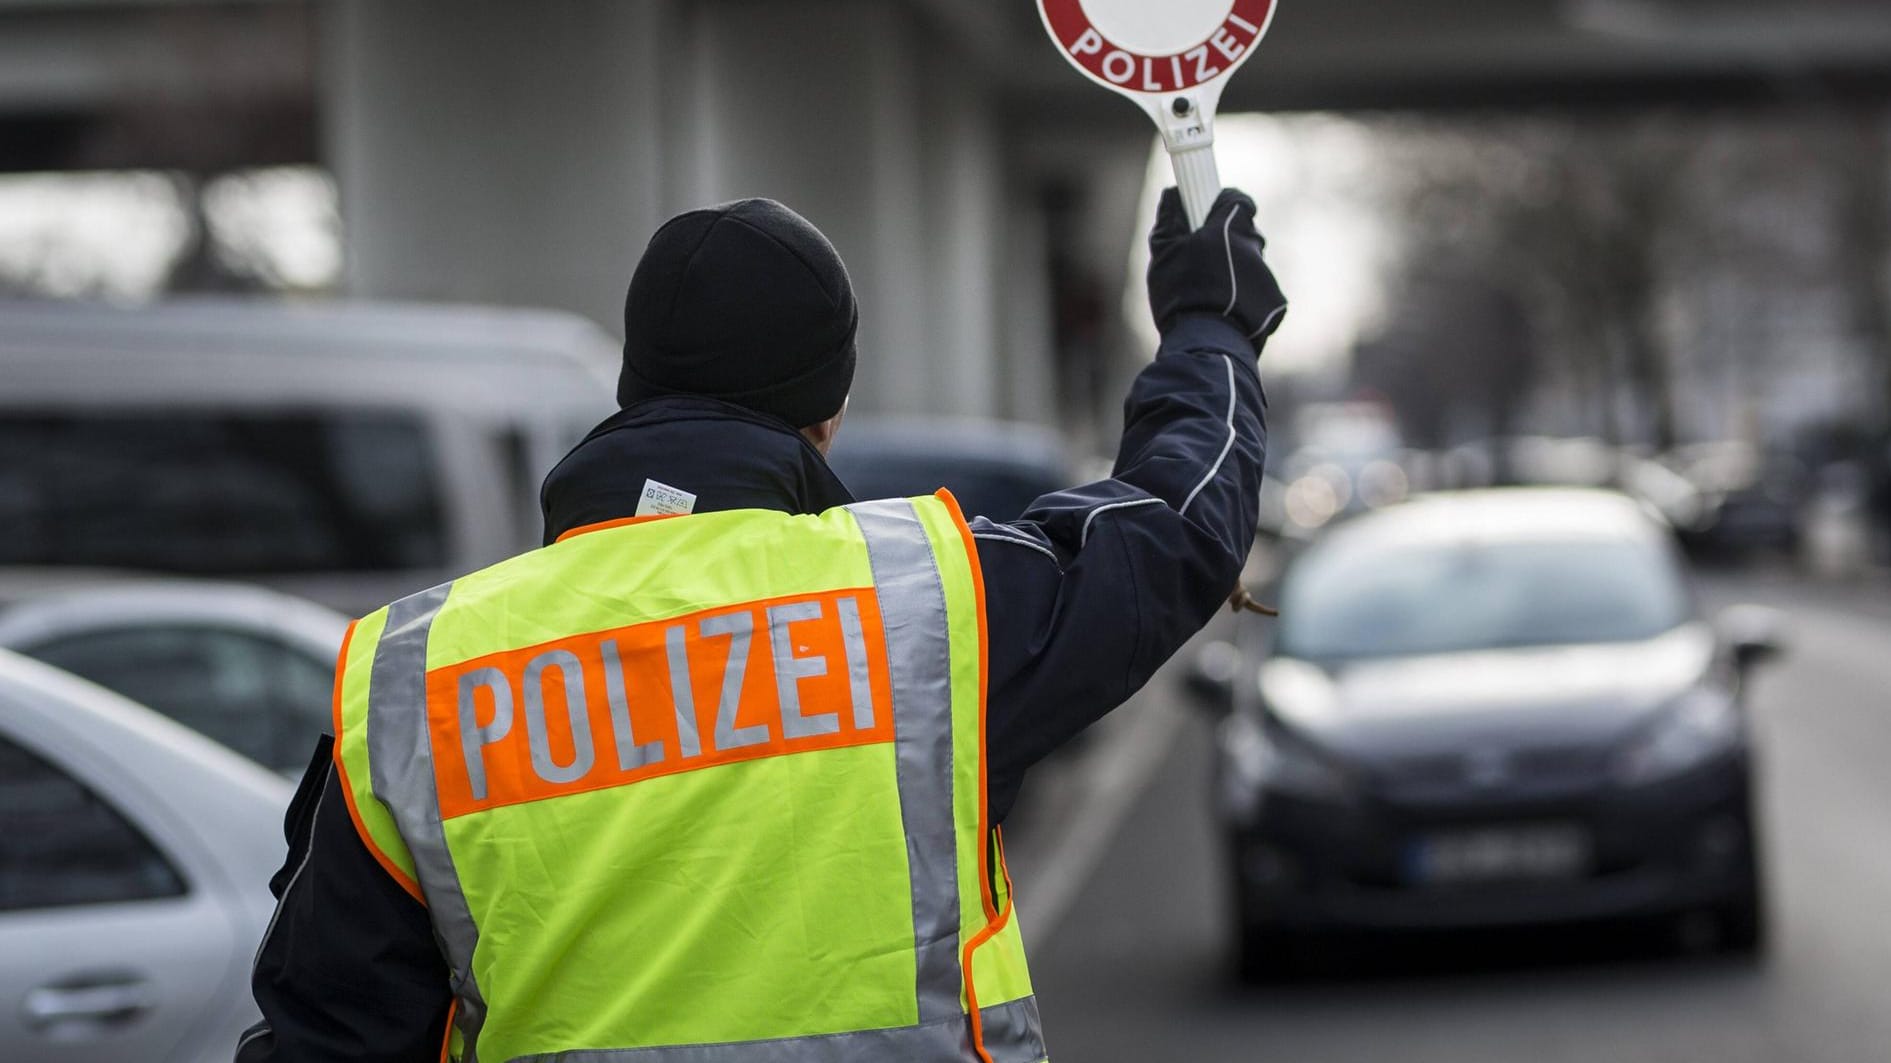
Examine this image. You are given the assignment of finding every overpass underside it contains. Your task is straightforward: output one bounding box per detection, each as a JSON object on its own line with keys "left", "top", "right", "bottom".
{"left": 7, "top": 1, "right": 1891, "bottom": 177}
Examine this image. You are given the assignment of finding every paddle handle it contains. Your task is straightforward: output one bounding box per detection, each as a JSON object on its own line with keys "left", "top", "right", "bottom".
{"left": 1171, "top": 143, "right": 1221, "bottom": 231}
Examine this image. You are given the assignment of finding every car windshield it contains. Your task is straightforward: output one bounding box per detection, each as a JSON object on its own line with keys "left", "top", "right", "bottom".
{"left": 1275, "top": 535, "right": 1691, "bottom": 661}
{"left": 0, "top": 409, "right": 446, "bottom": 574}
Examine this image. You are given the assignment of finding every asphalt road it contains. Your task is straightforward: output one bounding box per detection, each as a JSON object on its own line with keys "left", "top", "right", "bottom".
{"left": 1006, "top": 570, "right": 1891, "bottom": 1063}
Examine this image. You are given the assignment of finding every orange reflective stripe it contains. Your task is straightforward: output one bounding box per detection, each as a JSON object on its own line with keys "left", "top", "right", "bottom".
{"left": 939, "top": 489, "right": 1000, "bottom": 925}
{"left": 330, "top": 619, "right": 427, "bottom": 904}
{"left": 438, "top": 999, "right": 458, "bottom": 1063}
{"left": 553, "top": 513, "right": 684, "bottom": 544}
{"left": 935, "top": 488, "right": 1009, "bottom": 1063}
{"left": 425, "top": 587, "right": 896, "bottom": 820}
{"left": 962, "top": 856, "right": 1020, "bottom": 1063}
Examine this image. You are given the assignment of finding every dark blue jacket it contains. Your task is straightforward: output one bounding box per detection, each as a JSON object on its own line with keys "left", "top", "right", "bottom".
{"left": 241, "top": 314, "right": 1266, "bottom": 1061}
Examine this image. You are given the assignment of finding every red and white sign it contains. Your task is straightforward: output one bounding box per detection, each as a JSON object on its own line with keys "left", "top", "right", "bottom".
{"left": 1038, "top": 0, "right": 1276, "bottom": 97}
{"left": 1037, "top": 0, "right": 1279, "bottom": 231}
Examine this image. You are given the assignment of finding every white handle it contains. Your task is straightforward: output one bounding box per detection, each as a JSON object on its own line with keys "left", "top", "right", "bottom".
{"left": 24, "top": 980, "right": 153, "bottom": 1028}
{"left": 1170, "top": 144, "right": 1221, "bottom": 232}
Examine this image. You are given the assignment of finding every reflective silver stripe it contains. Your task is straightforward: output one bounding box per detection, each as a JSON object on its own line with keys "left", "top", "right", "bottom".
{"left": 507, "top": 997, "right": 1047, "bottom": 1063}
{"left": 849, "top": 499, "right": 961, "bottom": 1025}
{"left": 367, "top": 582, "right": 489, "bottom": 1061}
{"left": 979, "top": 995, "right": 1048, "bottom": 1063}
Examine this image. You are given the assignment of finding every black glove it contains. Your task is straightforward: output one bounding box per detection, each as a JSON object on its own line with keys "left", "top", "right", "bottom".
{"left": 1146, "top": 187, "right": 1287, "bottom": 346}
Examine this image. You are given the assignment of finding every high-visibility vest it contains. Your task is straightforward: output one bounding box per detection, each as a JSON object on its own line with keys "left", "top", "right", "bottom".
{"left": 332, "top": 494, "right": 1043, "bottom": 1063}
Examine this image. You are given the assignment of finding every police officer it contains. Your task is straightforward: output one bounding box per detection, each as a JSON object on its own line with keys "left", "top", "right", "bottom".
{"left": 242, "top": 187, "right": 1284, "bottom": 1063}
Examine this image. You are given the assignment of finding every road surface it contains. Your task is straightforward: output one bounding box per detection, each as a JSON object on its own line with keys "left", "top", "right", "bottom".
{"left": 1006, "top": 570, "right": 1891, "bottom": 1062}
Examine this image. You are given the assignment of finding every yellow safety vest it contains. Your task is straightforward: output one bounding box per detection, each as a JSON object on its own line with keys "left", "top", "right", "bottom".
{"left": 332, "top": 494, "right": 1043, "bottom": 1063}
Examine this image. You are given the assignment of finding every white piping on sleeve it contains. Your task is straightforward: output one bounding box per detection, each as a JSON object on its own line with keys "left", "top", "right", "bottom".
{"left": 1220, "top": 205, "right": 1242, "bottom": 318}
{"left": 972, "top": 529, "right": 1062, "bottom": 567}
{"left": 1251, "top": 303, "right": 1287, "bottom": 341}
{"left": 1181, "top": 355, "right": 1239, "bottom": 517}
{"left": 235, "top": 1026, "right": 270, "bottom": 1056}
{"left": 1079, "top": 497, "right": 1167, "bottom": 547}
{"left": 252, "top": 772, "right": 328, "bottom": 972}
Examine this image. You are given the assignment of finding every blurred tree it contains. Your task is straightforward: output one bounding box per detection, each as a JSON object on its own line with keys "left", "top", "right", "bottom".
{"left": 1366, "top": 109, "right": 1888, "bottom": 453}
{"left": 1354, "top": 258, "right": 1537, "bottom": 457}
{"left": 1834, "top": 108, "right": 1891, "bottom": 427}
{"left": 0, "top": 4, "right": 321, "bottom": 301}
{"left": 1377, "top": 116, "right": 1697, "bottom": 449}
{"left": 163, "top": 172, "right": 265, "bottom": 294}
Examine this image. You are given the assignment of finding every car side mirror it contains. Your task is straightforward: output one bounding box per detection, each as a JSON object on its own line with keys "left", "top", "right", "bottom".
{"left": 1184, "top": 640, "right": 1242, "bottom": 716}
{"left": 1717, "top": 604, "right": 1787, "bottom": 671}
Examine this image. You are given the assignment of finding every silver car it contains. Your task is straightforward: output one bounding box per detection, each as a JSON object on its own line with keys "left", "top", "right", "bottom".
{"left": 0, "top": 648, "right": 291, "bottom": 1063}
{"left": 0, "top": 580, "right": 350, "bottom": 774}
{"left": 0, "top": 298, "right": 618, "bottom": 615}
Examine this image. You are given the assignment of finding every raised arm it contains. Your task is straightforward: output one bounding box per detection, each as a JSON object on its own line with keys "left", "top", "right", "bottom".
{"left": 978, "top": 188, "right": 1285, "bottom": 823}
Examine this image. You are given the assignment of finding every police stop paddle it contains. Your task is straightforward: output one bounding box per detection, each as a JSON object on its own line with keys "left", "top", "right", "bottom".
{"left": 1038, "top": 0, "right": 1277, "bottom": 231}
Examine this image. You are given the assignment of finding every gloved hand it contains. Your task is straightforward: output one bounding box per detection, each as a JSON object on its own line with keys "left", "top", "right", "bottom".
{"left": 1147, "top": 187, "right": 1287, "bottom": 346}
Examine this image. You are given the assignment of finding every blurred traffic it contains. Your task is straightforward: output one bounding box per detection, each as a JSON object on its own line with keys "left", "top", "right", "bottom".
{"left": 5, "top": 298, "right": 1889, "bottom": 1063}
{"left": 1259, "top": 400, "right": 1889, "bottom": 576}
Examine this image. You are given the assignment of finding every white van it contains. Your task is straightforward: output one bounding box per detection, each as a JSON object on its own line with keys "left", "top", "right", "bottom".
{"left": 0, "top": 299, "right": 618, "bottom": 614}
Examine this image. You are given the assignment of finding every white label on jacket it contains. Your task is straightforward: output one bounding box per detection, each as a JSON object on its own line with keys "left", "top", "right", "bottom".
{"left": 635, "top": 479, "right": 697, "bottom": 517}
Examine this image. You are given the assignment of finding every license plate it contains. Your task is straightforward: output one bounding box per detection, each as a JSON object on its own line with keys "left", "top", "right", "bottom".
{"left": 1404, "top": 825, "right": 1593, "bottom": 887}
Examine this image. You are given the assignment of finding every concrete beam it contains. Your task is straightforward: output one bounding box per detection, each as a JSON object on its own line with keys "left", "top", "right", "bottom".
{"left": 993, "top": 0, "right": 1891, "bottom": 113}
{"left": 324, "top": 0, "right": 671, "bottom": 330}
{"left": 0, "top": 5, "right": 309, "bottom": 113}
{"left": 0, "top": 3, "right": 313, "bottom": 171}
{"left": 12, "top": 0, "right": 1891, "bottom": 176}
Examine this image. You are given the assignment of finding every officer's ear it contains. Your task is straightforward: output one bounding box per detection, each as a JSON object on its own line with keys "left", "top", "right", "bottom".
{"left": 800, "top": 400, "right": 847, "bottom": 457}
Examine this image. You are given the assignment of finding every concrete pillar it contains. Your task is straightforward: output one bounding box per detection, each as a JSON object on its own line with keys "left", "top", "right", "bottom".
{"left": 1007, "top": 122, "right": 1161, "bottom": 443}
{"left": 323, "top": 0, "right": 1048, "bottom": 424}
{"left": 323, "top": 0, "right": 673, "bottom": 332}
{"left": 997, "top": 194, "right": 1059, "bottom": 425}
{"left": 671, "top": 1, "right": 935, "bottom": 416}
{"left": 916, "top": 48, "right": 1002, "bottom": 419}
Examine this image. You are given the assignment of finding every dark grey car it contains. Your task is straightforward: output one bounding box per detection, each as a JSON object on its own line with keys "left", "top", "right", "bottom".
{"left": 1192, "top": 489, "right": 1784, "bottom": 977}
{"left": 825, "top": 418, "right": 1074, "bottom": 523}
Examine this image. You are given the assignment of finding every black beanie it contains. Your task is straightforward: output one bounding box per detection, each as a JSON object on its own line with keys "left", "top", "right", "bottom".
{"left": 619, "top": 199, "right": 858, "bottom": 428}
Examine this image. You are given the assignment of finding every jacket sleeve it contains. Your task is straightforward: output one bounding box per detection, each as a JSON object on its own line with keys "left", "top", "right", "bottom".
{"left": 978, "top": 314, "right": 1266, "bottom": 824}
{"left": 239, "top": 752, "right": 453, "bottom": 1063}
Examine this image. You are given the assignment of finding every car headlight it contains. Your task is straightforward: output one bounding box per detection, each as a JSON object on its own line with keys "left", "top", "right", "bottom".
{"left": 1218, "top": 711, "right": 1354, "bottom": 817}
{"left": 1613, "top": 689, "right": 1743, "bottom": 786}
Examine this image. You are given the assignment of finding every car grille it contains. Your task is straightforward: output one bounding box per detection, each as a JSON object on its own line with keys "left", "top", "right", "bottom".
{"left": 1375, "top": 744, "right": 1608, "bottom": 800}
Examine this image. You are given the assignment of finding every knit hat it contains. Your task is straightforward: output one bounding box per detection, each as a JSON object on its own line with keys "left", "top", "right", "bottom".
{"left": 618, "top": 199, "right": 858, "bottom": 428}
